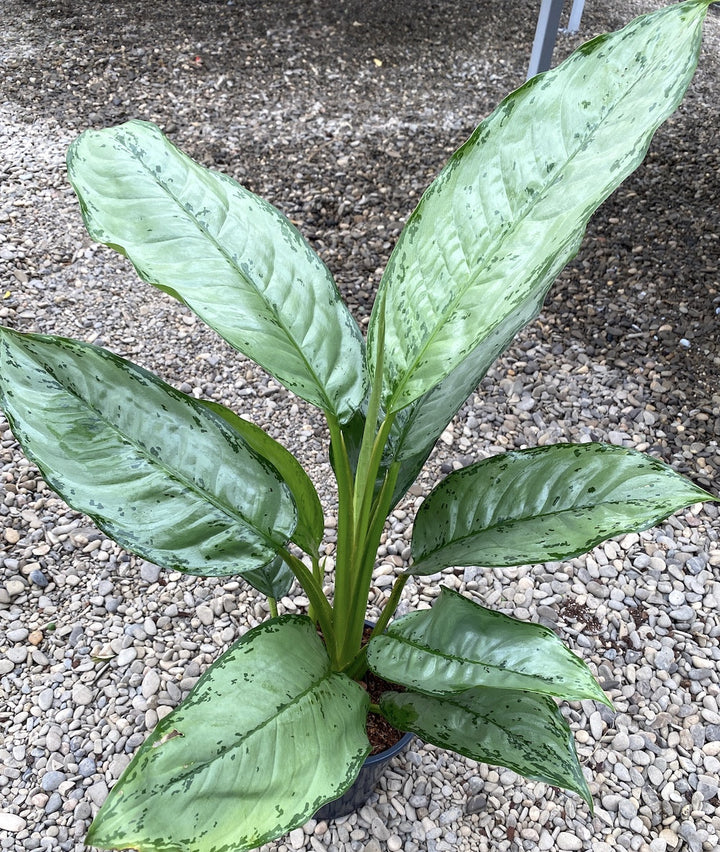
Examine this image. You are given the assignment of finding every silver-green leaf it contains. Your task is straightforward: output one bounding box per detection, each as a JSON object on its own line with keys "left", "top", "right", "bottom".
{"left": 369, "top": 0, "right": 712, "bottom": 415}
{"left": 368, "top": 587, "right": 610, "bottom": 705}
{"left": 67, "top": 119, "right": 368, "bottom": 423}
{"left": 411, "top": 444, "right": 714, "bottom": 574}
{"left": 87, "top": 616, "right": 371, "bottom": 852}
{"left": 0, "top": 327, "right": 297, "bottom": 579}
{"left": 380, "top": 687, "right": 592, "bottom": 808}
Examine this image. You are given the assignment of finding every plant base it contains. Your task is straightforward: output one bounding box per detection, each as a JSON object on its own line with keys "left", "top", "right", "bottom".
{"left": 313, "top": 732, "right": 414, "bottom": 820}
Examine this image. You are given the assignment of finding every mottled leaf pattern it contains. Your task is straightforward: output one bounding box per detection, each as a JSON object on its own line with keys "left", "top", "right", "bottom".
{"left": 0, "top": 328, "right": 297, "bottom": 578}
{"left": 87, "top": 616, "right": 371, "bottom": 852}
{"left": 240, "top": 553, "right": 294, "bottom": 600}
{"left": 368, "top": 588, "right": 610, "bottom": 704}
{"left": 380, "top": 687, "right": 592, "bottom": 807}
{"left": 411, "top": 444, "right": 714, "bottom": 573}
{"left": 67, "top": 119, "right": 368, "bottom": 423}
{"left": 369, "top": 0, "right": 711, "bottom": 414}
{"left": 200, "top": 399, "right": 324, "bottom": 557}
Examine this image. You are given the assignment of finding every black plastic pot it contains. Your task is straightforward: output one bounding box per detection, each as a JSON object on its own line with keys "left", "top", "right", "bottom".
{"left": 313, "top": 730, "right": 415, "bottom": 821}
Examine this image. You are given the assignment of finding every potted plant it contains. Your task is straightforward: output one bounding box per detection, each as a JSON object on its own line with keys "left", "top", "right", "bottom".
{"left": 0, "top": 1, "right": 717, "bottom": 849}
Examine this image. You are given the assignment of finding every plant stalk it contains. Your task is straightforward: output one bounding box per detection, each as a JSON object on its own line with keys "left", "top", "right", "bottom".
{"left": 279, "top": 548, "right": 337, "bottom": 663}
{"left": 326, "top": 414, "right": 356, "bottom": 657}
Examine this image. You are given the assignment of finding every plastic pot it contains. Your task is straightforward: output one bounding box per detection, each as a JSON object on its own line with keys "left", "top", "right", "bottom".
{"left": 313, "top": 730, "right": 415, "bottom": 821}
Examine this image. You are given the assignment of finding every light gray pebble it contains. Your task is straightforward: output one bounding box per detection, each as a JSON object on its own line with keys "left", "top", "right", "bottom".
{"left": 40, "top": 770, "right": 65, "bottom": 792}
{"left": 6, "top": 646, "right": 27, "bottom": 664}
{"left": 87, "top": 780, "right": 109, "bottom": 807}
{"left": 556, "top": 831, "right": 584, "bottom": 851}
{"left": 78, "top": 757, "right": 96, "bottom": 778}
{"left": 669, "top": 605, "right": 695, "bottom": 623}
{"left": 44, "top": 792, "right": 62, "bottom": 814}
{"left": 140, "top": 561, "right": 161, "bottom": 583}
{"left": 37, "top": 689, "right": 55, "bottom": 713}
{"left": 618, "top": 799, "right": 637, "bottom": 820}
{"left": 0, "top": 813, "right": 26, "bottom": 832}
{"left": 72, "top": 683, "right": 93, "bottom": 706}
{"left": 696, "top": 775, "right": 718, "bottom": 800}
{"left": 6, "top": 627, "right": 29, "bottom": 642}
{"left": 116, "top": 647, "right": 137, "bottom": 666}
{"left": 197, "top": 605, "right": 214, "bottom": 626}
{"left": 371, "top": 817, "right": 390, "bottom": 841}
{"left": 142, "top": 669, "right": 161, "bottom": 698}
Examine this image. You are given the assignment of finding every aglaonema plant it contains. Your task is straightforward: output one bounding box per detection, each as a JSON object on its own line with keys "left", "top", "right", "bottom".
{"left": 0, "top": 2, "right": 717, "bottom": 849}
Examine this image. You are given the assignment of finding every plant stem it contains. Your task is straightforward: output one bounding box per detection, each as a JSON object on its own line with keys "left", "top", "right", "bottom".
{"left": 352, "top": 297, "right": 386, "bottom": 529}
{"left": 268, "top": 597, "right": 279, "bottom": 619}
{"left": 371, "top": 573, "right": 409, "bottom": 639}
{"left": 326, "top": 414, "right": 356, "bottom": 657}
{"left": 368, "top": 702, "right": 381, "bottom": 715}
{"left": 279, "top": 548, "right": 337, "bottom": 663}
{"left": 307, "top": 555, "right": 324, "bottom": 625}
{"left": 340, "top": 460, "right": 400, "bottom": 671}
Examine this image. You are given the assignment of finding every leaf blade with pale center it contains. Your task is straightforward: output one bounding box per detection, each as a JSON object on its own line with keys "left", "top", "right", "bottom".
{"left": 0, "top": 327, "right": 297, "bottom": 580}
{"left": 411, "top": 444, "right": 714, "bottom": 574}
{"left": 67, "top": 119, "right": 368, "bottom": 423}
{"left": 368, "top": 587, "right": 610, "bottom": 705}
{"left": 86, "top": 616, "right": 371, "bottom": 852}
{"left": 380, "top": 687, "right": 592, "bottom": 808}
{"left": 369, "top": 0, "right": 711, "bottom": 415}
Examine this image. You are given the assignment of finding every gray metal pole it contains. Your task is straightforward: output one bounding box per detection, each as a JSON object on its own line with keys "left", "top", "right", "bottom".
{"left": 567, "top": 0, "right": 586, "bottom": 33}
{"left": 527, "top": 0, "right": 566, "bottom": 78}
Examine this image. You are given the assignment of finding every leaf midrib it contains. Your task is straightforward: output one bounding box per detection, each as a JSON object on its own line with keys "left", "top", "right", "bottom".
{"left": 26, "top": 339, "right": 291, "bottom": 552}
{"left": 386, "top": 26, "right": 678, "bottom": 411}
{"left": 96, "top": 129, "right": 339, "bottom": 415}
{"left": 378, "top": 633, "right": 558, "bottom": 688}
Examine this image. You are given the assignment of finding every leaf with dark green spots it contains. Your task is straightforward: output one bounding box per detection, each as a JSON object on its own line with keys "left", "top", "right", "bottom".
{"left": 380, "top": 687, "right": 592, "bottom": 808}
{"left": 67, "top": 119, "right": 367, "bottom": 423}
{"left": 368, "top": 587, "right": 610, "bottom": 705}
{"left": 0, "top": 327, "right": 297, "bottom": 583}
{"left": 200, "top": 399, "right": 324, "bottom": 558}
{"left": 86, "top": 616, "right": 370, "bottom": 852}
{"left": 411, "top": 444, "right": 715, "bottom": 574}
{"left": 368, "top": 0, "right": 712, "bottom": 415}
{"left": 240, "top": 553, "right": 293, "bottom": 600}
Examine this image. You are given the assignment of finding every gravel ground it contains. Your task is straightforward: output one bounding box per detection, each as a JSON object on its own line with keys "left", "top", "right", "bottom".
{"left": 1, "top": 1, "right": 719, "bottom": 851}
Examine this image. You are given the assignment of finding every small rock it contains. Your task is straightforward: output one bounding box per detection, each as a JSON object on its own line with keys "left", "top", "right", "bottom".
{"left": 78, "top": 757, "right": 96, "bottom": 778}
{"left": 29, "top": 569, "right": 48, "bottom": 587}
{"left": 72, "top": 683, "right": 93, "bottom": 706}
{"left": 465, "top": 794, "right": 487, "bottom": 814}
{"left": 5, "top": 578, "right": 26, "bottom": 597}
{"left": 289, "top": 827, "right": 305, "bottom": 849}
{"left": 371, "top": 817, "right": 390, "bottom": 841}
{"left": 0, "top": 812, "right": 27, "bottom": 832}
{"left": 44, "top": 792, "right": 63, "bottom": 815}
{"left": 40, "top": 770, "right": 65, "bottom": 792}
{"left": 7, "top": 627, "right": 29, "bottom": 643}
{"left": 28, "top": 630, "right": 43, "bottom": 645}
{"left": 140, "top": 561, "right": 161, "bottom": 583}
{"left": 556, "top": 832, "right": 583, "bottom": 851}
{"left": 142, "top": 669, "right": 161, "bottom": 699}
{"left": 87, "top": 781, "right": 109, "bottom": 807}
{"left": 197, "top": 605, "right": 214, "bottom": 626}
{"left": 116, "top": 647, "right": 137, "bottom": 666}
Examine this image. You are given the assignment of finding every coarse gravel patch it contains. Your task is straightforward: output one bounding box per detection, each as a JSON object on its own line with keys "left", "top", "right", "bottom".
{"left": 1, "top": 1, "right": 719, "bottom": 851}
